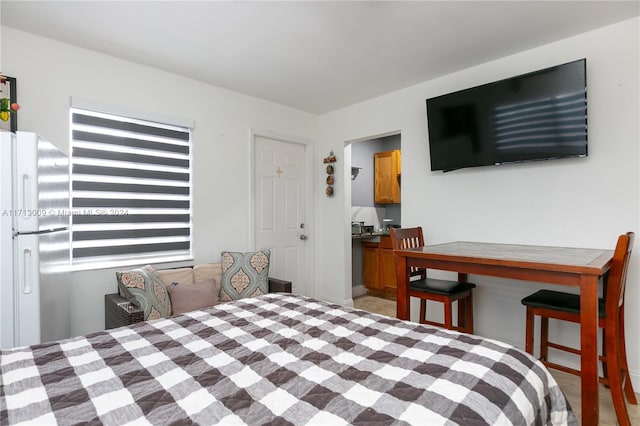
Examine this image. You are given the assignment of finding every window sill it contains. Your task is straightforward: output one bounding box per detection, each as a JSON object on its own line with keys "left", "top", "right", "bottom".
{"left": 71, "top": 253, "right": 194, "bottom": 272}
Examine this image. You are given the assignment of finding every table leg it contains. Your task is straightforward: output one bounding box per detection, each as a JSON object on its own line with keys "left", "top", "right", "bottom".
{"left": 580, "top": 275, "right": 599, "bottom": 426}
{"left": 395, "top": 255, "right": 409, "bottom": 320}
{"left": 457, "top": 273, "right": 468, "bottom": 328}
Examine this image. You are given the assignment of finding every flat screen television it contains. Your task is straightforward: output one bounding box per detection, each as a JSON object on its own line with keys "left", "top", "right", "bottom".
{"left": 426, "top": 59, "right": 587, "bottom": 172}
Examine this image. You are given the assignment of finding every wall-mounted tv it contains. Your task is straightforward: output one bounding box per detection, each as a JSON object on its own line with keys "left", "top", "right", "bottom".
{"left": 426, "top": 59, "right": 587, "bottom": 172}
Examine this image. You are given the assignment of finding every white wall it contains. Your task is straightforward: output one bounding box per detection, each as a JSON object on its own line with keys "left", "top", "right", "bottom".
{"left": 2, "top": 16, "right": 638, "bottom": 388}
{"left": 1, "top": 27, "right": 318, "bottom": 338}
{"left": 0, "top": 6, "right": 2, "bottom": 72}
{"left": 316, "top": 18, "right": 640, "bottom": 387}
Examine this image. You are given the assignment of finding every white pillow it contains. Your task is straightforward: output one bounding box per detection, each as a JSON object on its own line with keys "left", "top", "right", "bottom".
{"left": 155, "top": 267, "right": 194, "bottom": 286}
{"left": 194, "top": 263, "right": 223, "bottom": 292}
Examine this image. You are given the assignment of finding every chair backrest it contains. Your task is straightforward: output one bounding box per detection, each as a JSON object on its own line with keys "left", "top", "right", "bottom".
{"left": 390, "top": 227, "right": 426, "bottom": 279}
{"left": 390, "top": 227, "right": 424, "bottom": 251}
{"left": 605, "top": 232, "right": 634, "bottom": 316}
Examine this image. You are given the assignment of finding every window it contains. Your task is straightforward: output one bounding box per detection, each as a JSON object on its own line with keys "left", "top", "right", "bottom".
{"left": 70, "top": 107, "right": 192, "bottom": 269}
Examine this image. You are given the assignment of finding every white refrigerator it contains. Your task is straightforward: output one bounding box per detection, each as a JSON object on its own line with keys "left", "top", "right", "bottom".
{"left": 0, "top": 131, "right": 71, "bottom": 349}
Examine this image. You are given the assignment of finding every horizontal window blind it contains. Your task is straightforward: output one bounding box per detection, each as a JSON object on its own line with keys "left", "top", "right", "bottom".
{"left": 70, "top": 107, "right": 192, "bottom": 266}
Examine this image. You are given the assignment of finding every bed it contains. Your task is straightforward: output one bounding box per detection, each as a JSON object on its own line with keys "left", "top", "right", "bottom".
{"left": 1, "top": 293, "right": 576, "bottom": 425}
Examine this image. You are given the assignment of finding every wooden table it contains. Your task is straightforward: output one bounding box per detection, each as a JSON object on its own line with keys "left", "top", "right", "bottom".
{"left": 394, "top": 241, "right": 614, "bottom": 426}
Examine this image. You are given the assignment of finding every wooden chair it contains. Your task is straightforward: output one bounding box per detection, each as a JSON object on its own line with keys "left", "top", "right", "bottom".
{"left": 521, "top": 232, "right": 637, "bottom": 426}
{"left": 390, "top": 227, "right": 476, "bottom": 333}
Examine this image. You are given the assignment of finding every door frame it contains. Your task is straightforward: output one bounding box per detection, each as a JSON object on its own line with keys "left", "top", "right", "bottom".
{"left": 343, "top": 130, "right": 401, "bottom": 305}
{"left": 249, "top": 128, "right": 315, "bottom": 297}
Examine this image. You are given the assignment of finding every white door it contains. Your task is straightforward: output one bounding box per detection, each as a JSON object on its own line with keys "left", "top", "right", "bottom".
{"left": 254, "top": 136, "right": 307, "bottom": 295}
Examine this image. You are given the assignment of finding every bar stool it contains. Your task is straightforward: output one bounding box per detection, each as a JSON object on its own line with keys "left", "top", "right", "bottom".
{"left": 521, "top": 232, "right": 637, "bottom": 426}
{"left": 390, "top": 227, "right": 475, "bottom": 333}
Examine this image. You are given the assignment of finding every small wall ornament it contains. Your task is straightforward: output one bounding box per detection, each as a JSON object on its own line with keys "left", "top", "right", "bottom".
{"left": 323, "top": 150, "right": 336, "bottom": 197}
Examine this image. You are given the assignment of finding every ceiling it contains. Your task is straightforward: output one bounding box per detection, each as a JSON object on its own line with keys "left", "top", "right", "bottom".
{"left": 2, "top": 1, "right": 638, "bottom": 114}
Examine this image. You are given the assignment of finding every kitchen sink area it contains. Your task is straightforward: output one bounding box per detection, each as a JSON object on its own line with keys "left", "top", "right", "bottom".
{"left": 351, "top": 223, "right": 397, "bottom": 241}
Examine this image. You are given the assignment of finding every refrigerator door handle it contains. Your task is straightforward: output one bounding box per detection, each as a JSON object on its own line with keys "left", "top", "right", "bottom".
{"left": 22, "top": 247, "right": 33, "bottom": 294}
{"left": 21, "top": 173, "right": 32, "bottom": 211}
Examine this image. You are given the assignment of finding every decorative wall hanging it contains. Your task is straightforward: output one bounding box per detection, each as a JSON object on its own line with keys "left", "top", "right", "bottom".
{"left": 0, "top": 75, "right": 19, "bottom": 133}
{"left": 323, "top": 150, "right": 337, "bottom": 197}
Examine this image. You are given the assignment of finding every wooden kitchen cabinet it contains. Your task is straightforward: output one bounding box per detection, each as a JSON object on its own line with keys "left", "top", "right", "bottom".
{"left": 374, "top": 149, "right": 401, "bottom": 204}
{"left": 362, "top": 237, "right": 397, "bottom": 299}
{"left": 378, "top": 237, "right": 397, "bottom": 300}
{"left": 363, "top": 242, "right": 382, "bottom": 296}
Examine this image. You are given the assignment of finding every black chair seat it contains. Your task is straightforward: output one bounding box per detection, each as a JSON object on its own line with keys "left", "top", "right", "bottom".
{"left": 410, "top": 278, "right": 476, "bottom": 296}
{"left": 521, "top": 289, "right": 606, "bottom": 318}
{"left": 391, "top": 227, "right": 476, "bottom": 334}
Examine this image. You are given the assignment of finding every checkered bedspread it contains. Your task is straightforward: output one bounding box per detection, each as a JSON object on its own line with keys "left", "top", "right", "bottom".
{"left": 1, "top": 293, "right": 576, "bottom": 425}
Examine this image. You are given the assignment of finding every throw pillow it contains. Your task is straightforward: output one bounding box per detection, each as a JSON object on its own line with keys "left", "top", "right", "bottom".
{"left": 166, "top": 279, "right": 218, "bottom": 316}
{"left": 155, "top": 267, "right": 194, "bottom": 287}
{"left": 116, "top": 265, "right": 171, "bottom": 320}
{"left": 194, "top": 263, "right": 223, "bottom": 293}
{"left": 219, "top": 250, "right": 270, "bottom": 302}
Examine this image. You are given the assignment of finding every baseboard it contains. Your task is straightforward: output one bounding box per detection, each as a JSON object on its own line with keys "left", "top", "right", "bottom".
{"left": 352, "top": 285, "right": 367, "bottom": 298}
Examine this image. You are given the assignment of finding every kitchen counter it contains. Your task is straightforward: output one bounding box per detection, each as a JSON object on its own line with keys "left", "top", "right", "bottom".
{"left": 352, "top": 232, "right": 385, "bottom": 241}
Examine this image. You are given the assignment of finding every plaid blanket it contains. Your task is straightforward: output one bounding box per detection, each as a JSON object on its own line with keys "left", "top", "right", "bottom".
{"left": 1, "top": 293, "right": 576, "bottom": 425}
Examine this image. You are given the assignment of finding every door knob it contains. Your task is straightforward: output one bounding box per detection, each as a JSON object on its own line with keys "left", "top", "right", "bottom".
{"left": 299, "top": 234, "right": 308, "bottom": 240}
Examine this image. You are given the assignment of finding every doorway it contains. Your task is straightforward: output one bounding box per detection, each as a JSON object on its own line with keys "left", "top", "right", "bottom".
{"left": 346, "top": 132, "right": 401, "bottom": 303}
{"left": 253, "top": 133, "right": 311, "bottom": 296}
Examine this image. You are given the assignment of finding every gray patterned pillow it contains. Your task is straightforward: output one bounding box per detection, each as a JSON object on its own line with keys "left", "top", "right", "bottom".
{"left": 219, "top": 250, "right": 270, "bottom": 302}
{"left": 116, "top": 265, "right": 171, "bottom": 320}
